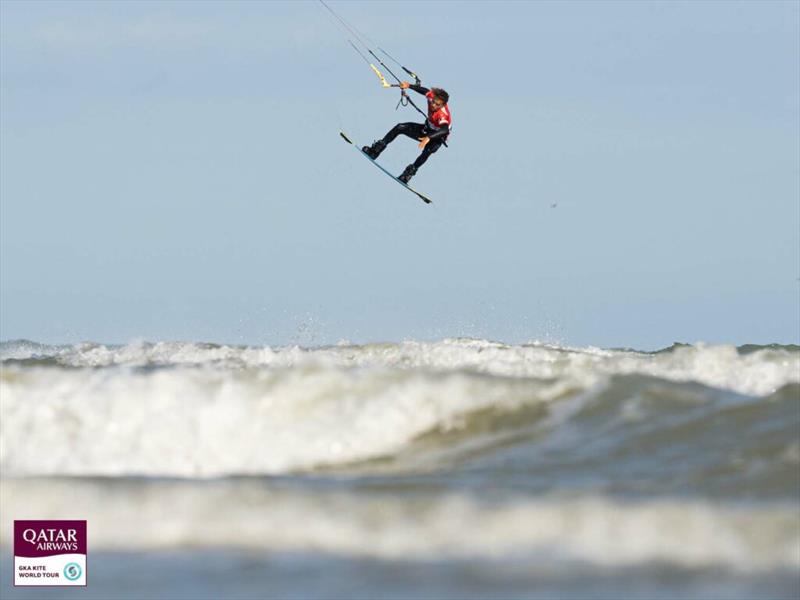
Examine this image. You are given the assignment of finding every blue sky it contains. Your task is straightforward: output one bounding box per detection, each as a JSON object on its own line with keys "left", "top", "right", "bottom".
{"left": 1, "top": 1, "right": 798, "bottom": 349}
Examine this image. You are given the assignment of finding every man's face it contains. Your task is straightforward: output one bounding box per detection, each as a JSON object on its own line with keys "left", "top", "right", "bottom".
{"left": 430, "top": 96, "right": 445, "bottom": 110}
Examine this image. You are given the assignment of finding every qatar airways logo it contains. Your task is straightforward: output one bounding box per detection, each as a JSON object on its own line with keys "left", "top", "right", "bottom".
{"left": 22, "top": 527, "right": 80, "bottom": 552}
{"left": 14, "top": 520, "right": 87, "bottom": 587}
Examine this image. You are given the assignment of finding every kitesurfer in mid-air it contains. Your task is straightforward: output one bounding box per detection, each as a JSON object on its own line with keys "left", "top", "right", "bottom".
{"left": 362, "top": 82, "right": 451, "bottom": 184}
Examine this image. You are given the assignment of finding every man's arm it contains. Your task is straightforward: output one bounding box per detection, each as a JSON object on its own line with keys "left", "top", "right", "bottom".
{"left": 426, "top": 123, "right": 449, "bottom": 142}
{"left": 399, "top": 81, "right": 429, "bottom": 95}
{"left": 417, "top": 123, "right": 449, "bottom": 149}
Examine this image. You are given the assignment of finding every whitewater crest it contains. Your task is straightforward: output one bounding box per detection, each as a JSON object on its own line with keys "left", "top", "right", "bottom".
{"left": 1, "top": 338, "right": 797, "bottom": 394}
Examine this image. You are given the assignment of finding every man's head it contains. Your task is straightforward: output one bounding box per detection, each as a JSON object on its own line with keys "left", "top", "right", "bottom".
{"left": 430, "top": 88, "right": 449, "bottom": 109}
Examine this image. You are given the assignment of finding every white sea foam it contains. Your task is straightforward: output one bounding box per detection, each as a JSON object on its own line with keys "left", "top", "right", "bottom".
{"left": 0, "top": 364, "right": 575, "bottom": 477}
{"left": 1, "top": 479, "right": 797, "bottom": 572}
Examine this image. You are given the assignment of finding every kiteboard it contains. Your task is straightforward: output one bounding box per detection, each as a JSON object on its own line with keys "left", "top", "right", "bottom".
{"left": 339, "top": 131, "right": 432, "bottom": 204}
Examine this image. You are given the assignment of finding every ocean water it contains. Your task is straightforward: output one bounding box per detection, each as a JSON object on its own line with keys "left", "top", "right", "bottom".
{"left": 0, "top": 338, "right": 798, "bottom": 599}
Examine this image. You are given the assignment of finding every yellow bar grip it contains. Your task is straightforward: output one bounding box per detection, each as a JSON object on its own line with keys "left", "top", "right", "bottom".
{"left": 370, "top": 64, "right": 391, "bottom": 88}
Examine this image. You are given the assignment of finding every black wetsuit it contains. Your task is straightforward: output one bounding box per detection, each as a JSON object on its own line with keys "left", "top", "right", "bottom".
{"left": 380, "top": 85, "right": 450, "bottom": 170}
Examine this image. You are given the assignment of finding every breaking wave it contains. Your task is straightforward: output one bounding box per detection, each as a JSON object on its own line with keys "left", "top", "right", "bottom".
{"left": 1, "top": 339, "right": 798, "bottom": 484}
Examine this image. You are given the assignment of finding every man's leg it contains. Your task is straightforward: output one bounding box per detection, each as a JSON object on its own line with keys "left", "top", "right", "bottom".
{"left": 363, "top": 123, "right": 425, "bottom": 159}
{"left": 399, "top": 139, "right": 443, "bottom": 183}
{"left": 383, "top": 122, "right": 426, "bottom": 144}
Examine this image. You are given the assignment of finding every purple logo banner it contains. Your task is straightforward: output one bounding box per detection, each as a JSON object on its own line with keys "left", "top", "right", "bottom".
{"left": 14, "top": 521, "right": 87, "bottom": 558}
